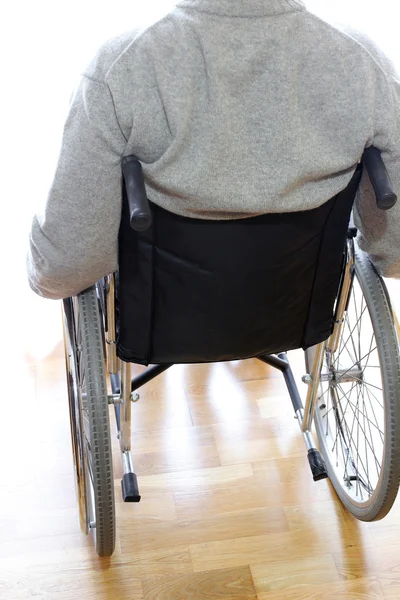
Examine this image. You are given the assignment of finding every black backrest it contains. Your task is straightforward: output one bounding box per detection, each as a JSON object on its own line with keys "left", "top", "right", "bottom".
{"left": 117, "top": 166, "right": 362, "bottom": 365}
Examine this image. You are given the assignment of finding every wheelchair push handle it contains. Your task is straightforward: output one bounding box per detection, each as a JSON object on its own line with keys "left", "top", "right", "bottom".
{"left": 121, "top": 148, "right": 396, "bottom": 229}
{"left": 122, "top": 156, "right": 152, "bottom": 232}
{"left": 363, "top": 146, "right": 397, "bottom": 210}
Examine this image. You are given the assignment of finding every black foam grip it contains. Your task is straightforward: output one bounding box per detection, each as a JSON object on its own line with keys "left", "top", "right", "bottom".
{"left": 363, "top": 146, "right": 397, "bottom": 210}
{"left": 122, "top": 156, "right": 152, "bottom": 232}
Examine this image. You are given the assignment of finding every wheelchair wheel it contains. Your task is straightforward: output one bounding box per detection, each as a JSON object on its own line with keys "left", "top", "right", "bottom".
{"left": 305, "top": 246, "right": 400, "bottom": 521}
{"left": 63, "top": 287, "right": 115, "bottom": 556}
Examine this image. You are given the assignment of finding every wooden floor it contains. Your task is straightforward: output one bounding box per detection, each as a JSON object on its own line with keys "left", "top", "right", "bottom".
{"left": 1, "top": 326, "right": 400, "bottom": 599}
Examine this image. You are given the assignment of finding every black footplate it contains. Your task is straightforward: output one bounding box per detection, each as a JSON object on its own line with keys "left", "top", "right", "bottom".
{"left": 307, "top": 448, "right": 329, "bottom": 481}
{"left": 121, "top": 473, "right": 141, "bottom": 502}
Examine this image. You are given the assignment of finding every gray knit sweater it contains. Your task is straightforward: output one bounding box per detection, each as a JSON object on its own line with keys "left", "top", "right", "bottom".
{"left": 27, "top": 0, "right": 400, "bottom": 299}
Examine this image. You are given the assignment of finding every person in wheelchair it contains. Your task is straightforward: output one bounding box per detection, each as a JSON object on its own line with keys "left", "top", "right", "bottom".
{"left": 27, "top": 0, "right": 400, "bottom": 299}
{"left": 26, "top": 0, "right": 400, "bottom": 558}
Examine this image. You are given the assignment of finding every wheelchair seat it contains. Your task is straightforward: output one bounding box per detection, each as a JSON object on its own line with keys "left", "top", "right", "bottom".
{"left": 117, "top": 166, "right": 362, "bottom": 365}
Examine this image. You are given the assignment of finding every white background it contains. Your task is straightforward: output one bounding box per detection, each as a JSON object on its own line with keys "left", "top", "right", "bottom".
{"left": 0, "top": 0, "right": 399, "bottom": 357}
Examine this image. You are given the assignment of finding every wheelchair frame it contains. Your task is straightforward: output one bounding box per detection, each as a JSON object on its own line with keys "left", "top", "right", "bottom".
{"left": 102, "top": 231, "right": 357, "bottom": 494}
{"left": 103, "top": 146, "right": 399, "bottom": 500}
{"left": 63, "top": 146, "right": 400, "bottom": 555}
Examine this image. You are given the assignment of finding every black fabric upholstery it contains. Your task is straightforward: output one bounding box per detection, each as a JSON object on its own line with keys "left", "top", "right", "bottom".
{"left": 117, "top": 166, "right": 362, "bottom": 365}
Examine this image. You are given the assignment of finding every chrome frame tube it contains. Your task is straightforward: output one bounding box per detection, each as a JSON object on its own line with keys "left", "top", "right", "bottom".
{"left": 120, "top": 360, "right": 132, "bottom": 452}
{"left": 301, "top": 239, "right": 355, "bottom": 433}
{"left": 122, "top": 451, "right": 134, "bottom": 475}
{"left": 296, "top": 409, "right": 317, "bottom": 451}
{"left": 301, "top": 341, "right": 326, "bottom": 432}
{"left": 105, "top": 274, "right": 119, "bottom": 374}
{"left": 328, "top": 239, "right": 355, "bottom": 354}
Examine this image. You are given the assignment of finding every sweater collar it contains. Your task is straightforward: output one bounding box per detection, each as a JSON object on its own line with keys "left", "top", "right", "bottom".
{"left": 177, "top": 0, "right": 306, "bottom": 17}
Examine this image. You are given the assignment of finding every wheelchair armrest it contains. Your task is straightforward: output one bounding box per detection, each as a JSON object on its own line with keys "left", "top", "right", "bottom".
{"left": 363, "top": 146, "right": 397, "bottom": 210}
{"left": 122, "top": 156, "right": 152, "bottom": 232}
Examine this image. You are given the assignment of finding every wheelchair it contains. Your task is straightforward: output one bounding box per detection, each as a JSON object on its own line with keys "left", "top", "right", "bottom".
{"left": 62, "top": 147, "right": 400, "bottom": 556}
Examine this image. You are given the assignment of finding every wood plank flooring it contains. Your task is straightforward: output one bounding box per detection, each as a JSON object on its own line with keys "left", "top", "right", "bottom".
{"left": 1, "top": 317, "right": 400, "bottom": 599}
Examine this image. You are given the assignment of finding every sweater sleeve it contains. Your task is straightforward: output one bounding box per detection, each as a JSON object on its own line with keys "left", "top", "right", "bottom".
{"left": 27, "top": 75, "right": 127, "bottom": 299}
{"left": 352, "top": 40, "right": 400, "bottom": 278}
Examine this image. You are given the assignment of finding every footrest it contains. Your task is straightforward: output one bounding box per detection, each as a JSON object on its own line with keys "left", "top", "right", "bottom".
{"left": 121, "top": 473, "right": 141, "bottom": 502}
{"left": 307, "top": 448, "right": 328, "bottom": 481}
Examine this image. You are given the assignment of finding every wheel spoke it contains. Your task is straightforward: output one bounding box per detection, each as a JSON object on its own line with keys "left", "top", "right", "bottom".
{"left": 363, "top": 383, "right": 381, "bottom": 482}
{"left": 361, "top": 332, "right": 377, "bottom": 375}
{"left": 337, "top": 395, "right": 384, "bottom": 437}
{"left": 338, "top": 312, "right": 357, "bottom": 368}
{"left": 359, "top": 382, "right": 384, "bottom": 410}
{"left": 359, "top": 380, "right": 383, "bottom": 394}
{"left": 323, "top": 380, "right": 358, "bottom": 420}
{"left": 364, "top": 385, "right": 385, "bottom": 444}
{"left": 333, "top": 381, "right": 384, "bottom": 480}
{"left": 322, "top": 376, "right": 381, "bottom": 495}
{"left": 335, "top": 348, "right": 378, "bottom": 385}
{"left": 332, "top": 385, "right": 358, "bottom": 484}
{"left": 336, "top": 382, "right": 375, "bottom": 495}
{"left": 335, "top": 313, "right": 357, "bottom": 369}
{"left": 334, "top": 303, "right": 368, "bottom": 368}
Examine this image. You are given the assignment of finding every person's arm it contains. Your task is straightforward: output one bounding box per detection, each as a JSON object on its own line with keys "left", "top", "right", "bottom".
{"left": 353, "top": 61, "right": 400, "bottom": 279}
{"left": 27, "top": 74, "right": 127, "bottom": 299}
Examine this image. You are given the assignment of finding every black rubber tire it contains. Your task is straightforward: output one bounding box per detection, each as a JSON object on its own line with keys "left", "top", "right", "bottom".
{"left": 305, "top": 246, "right": 400, "bottom": 521}
{"left": 65, "top": 287, "right": 116, "bottom": 556}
